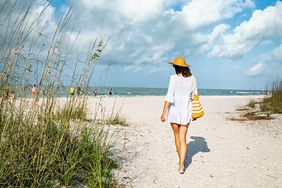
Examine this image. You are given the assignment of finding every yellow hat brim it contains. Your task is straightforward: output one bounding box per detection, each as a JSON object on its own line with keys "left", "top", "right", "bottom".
{"left": 167, "top": 61, "right": 191, "bottom": 67}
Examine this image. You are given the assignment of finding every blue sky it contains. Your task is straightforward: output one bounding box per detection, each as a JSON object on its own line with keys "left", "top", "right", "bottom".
{"left": 18, "top": 1, "right": 282, "bottom": 89}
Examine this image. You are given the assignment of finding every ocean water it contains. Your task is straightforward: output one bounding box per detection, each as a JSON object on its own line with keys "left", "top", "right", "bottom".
{"left": 56, "top": 87, "right": 266, "bottom": 97}
{"left": 12, "top": 86, "right": 267, "bottom": 97}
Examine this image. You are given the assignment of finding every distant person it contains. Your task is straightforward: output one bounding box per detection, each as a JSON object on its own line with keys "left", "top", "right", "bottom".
{"left": 77, "top": 86, "right": 81, "bottom": 96}
{"left": 94, "top": 88, "right": 97, "bottom": 97}
{"left": 10, "top": 91, "right": 16, "bottom": 104}
{"left": 32, "top": 84, "right": 37, "bottom": 97}
{"left": 85, "top": 87, "right": 89, "bottom": 95}
{"left": 109, "top": 88, "right": 112, "bottom": 96}
{"left": 160, "top": 57, "right": 198, "bottom": 174}
{"left": 10, "top": 91, "right": 16, "bottom": 100}
{"left": 70, "top": 87, "right": 75, "bottom": 96}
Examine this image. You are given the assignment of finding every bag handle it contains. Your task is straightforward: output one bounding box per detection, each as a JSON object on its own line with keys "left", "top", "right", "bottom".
{"left": 190, "top": 76, "right": 197, "bottom": 100}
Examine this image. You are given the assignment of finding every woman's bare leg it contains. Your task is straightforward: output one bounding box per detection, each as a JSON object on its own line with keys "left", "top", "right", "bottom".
{"left": 179, "top": 124, "right": 189, "bottom": 170}
{"left": 171, "top": 123, "right": 180, "bottom": 159}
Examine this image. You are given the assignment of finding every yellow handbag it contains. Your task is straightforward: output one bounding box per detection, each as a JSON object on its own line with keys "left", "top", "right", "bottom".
{"left": 192, "top": 95, "right": 204, "bottom": 120}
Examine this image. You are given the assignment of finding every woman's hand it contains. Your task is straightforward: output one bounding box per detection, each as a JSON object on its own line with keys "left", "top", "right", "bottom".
{"left": 161, "top": 101, "right": 170, "bottom": 122}
{"left": 160, "top": 113, "right": 166, "bottom": 122}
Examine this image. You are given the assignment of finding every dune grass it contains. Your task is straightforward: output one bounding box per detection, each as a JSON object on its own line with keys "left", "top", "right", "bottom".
{"left": 260, "top": 81, "right": 282, "bottom": 114}
{"left": 247, "top": 99, "right": 257, "bottom": 109}
{"left": 245, "top": 80, "right": 282, "bottom": 114}
{"left": 106, "top": 113, "right": 129, "bottom": 126}
{"left": 232, "top": 81, "right": 282, "bottom": 122}
{"left": 0, "top": 1, "right": 118, "bottom": 187}
{"left": 0, "top": 106, "right": 118, "bottom": 187}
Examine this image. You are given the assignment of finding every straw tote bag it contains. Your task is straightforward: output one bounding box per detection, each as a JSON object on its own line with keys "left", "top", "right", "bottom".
{"left": 191, "top": 79, "right": 204, "bottom": 120}
{"left": 192, "top": 95, "right": 204, "bottom": 120}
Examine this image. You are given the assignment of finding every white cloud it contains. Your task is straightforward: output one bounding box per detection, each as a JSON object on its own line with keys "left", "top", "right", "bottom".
{"left": 246, "top": 44, "right": 282, "bottom": 77}
{"left": 175, "top": 0, "right": 254, "bottom": 30}
{"left": 207, "top": 24, "right": 231, "bottom": 42}
{"left": 3, "top": 0, "right": 282, "bottom": 88}
{"left": 195, "top": 23, "right": 231, "bottom": 52}
{"left": 0, "top": 0, "right": 56, "bottom": 37}
{"left": 79, "top": 0, "right": 105, "bottom": 8}
{"left": 118, "top": 0, "right": 165, "bottom": 23}
{"left": 30, "top": 1, "right": 57, "bottom": 34}
{"left": 2, "top": 0, "right": 270, "bottom": 77}
{"left": 209, "top": 2, "right": 282, "bottom": 58}
{"left": 123, "top": 65, "right": 144, "bottom": 73}
{"left": 62, "top": 0, "right": 256, "bottom": 68}
{"left": 271, "top": 44, "right": 282, "bottom": 62}
{"left": 0, "top": 0, "right": 58, "bottom": 59}
{"left": 246, "top": 61, "right": 265, "bottom": 76}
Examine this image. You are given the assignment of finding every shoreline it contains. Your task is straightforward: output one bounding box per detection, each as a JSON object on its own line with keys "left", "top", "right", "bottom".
{"left": 8, "top": 94, "right": 267, "bottom": 100}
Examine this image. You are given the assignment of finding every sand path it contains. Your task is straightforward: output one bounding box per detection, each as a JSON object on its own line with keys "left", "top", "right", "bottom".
{"left": 88, "top": 96, "right": 282, "bottom": 188}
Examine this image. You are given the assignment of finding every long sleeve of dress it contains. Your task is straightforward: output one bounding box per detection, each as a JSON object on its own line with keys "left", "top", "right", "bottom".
{"left": 165, "top": 75, "right": 175, "bottom": 103}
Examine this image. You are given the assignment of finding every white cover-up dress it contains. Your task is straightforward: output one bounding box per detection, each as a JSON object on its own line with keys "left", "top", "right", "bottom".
{"left": 165, "top": 74, "right": 197, "bottom": 125}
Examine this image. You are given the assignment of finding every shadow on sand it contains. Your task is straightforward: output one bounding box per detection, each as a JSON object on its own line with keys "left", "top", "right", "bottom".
{"left": 185, "top": 136, "right": 210, "bottom": 168}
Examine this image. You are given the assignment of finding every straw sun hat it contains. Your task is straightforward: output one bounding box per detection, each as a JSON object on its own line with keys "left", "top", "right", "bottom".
{"left": 168, "top": 57, "right": 191, "bottom": 67}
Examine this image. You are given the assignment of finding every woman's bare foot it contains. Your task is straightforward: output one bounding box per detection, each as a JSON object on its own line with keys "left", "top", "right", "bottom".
{"left": 179, "top": 165, "right": 185, "bottom": 174}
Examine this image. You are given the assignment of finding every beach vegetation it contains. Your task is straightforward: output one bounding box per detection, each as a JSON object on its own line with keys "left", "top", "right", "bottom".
{"left": 106, "top": 98, "right": 129, "bottom": 126}
{"left": 242, "top": 111, "right": 274, "bottom": 121}
{"left": 247, "top": 99, "right": 257, "bottom": 109}
{"left": 0, "top": 1, "right": 118, "bottom": 187}
{"left": 106, "top": 113, "right": 129, "bottom": 126}
{"left": 53, "top": 99, "right": 87, "bottom": 122}
{"left": 231, "top": 81, "right": 282, "bottom": 122}
{"left": 260, "top": 81, "right": 282, "bottom": 114}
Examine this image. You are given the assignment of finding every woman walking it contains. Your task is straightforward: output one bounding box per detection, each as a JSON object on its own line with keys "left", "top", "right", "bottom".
{"left": 160, "top": 57, "right": 198, "bottom": 174}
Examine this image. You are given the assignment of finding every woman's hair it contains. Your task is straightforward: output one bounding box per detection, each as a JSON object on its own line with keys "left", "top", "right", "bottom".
{"left": 173, "top": 65, "right": 192, "bottom": 77}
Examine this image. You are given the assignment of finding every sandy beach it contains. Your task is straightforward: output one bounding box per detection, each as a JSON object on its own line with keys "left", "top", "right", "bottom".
{"left": 83, "top": 95, "right": 281, "bottom": 188}
{"left": 1, "top": 1, "right": 282, "bottom": 187}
